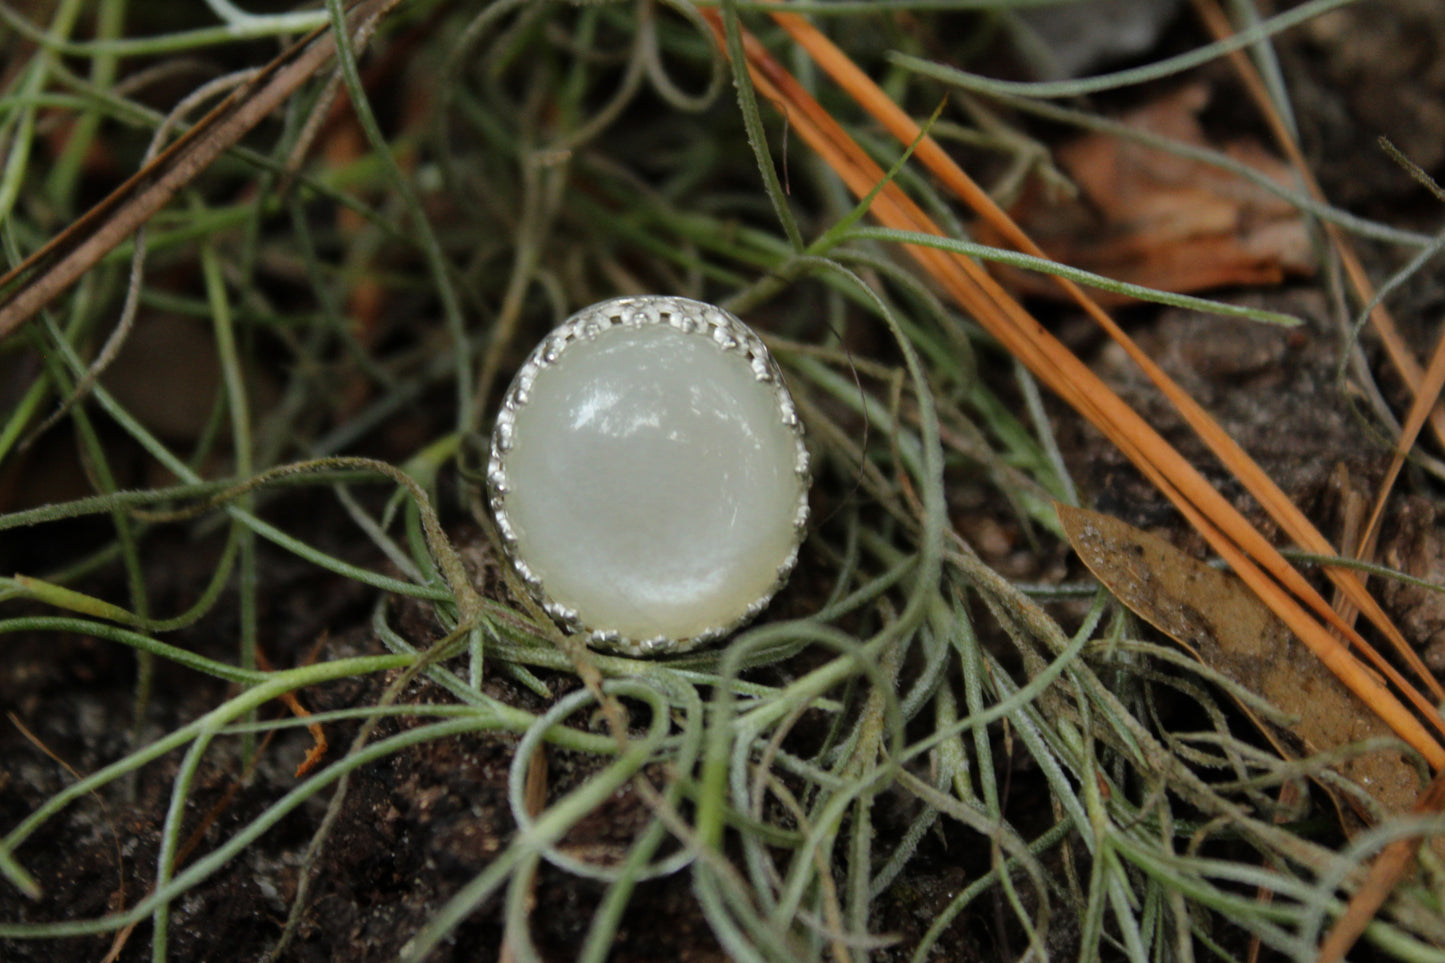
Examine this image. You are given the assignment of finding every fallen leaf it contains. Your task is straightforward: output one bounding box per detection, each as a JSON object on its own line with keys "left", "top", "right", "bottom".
{"left": 993, "top": 84, "right": 1314, "bottom": 303}
{"left": 1057, "top": 503, "right": 1427, "bottom": 827}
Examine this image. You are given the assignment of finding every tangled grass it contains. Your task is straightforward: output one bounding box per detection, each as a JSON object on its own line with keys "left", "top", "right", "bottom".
{"left": 2, "top": 1, "right": 1444, "bottom": 960}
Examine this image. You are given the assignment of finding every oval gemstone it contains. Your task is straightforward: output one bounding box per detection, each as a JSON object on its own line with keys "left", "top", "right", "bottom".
{"left": 489, "top": 296, "right": 808, "bottom": 654}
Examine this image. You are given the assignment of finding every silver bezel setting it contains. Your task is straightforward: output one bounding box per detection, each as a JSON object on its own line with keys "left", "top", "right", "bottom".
{"left": 487, "top": 295, "right": 811, "bottom": 656}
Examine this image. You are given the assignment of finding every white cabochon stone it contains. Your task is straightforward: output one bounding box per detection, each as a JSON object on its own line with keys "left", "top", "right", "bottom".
{"left": 490, "top": 296, "right": 808, "bottom": 653}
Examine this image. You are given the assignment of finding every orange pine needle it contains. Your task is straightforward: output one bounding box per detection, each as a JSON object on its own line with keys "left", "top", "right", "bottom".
{"left": 1316, "top": 768, "right": 1445, "bottom": 963}
{"left": 769, "top": 2, "right": 1443, "bottom": 705}
{"left": 700, "top": 11, "right": 1445, "bottom": 768}
{"left": 254, "top": 643, "right": 329, "bottom": 777}
{"left": 1190, "top": 0, "right": 1445, "bottom": 669}
{"left": 1189, "top": 0, "right": 1445, "bottom": 449}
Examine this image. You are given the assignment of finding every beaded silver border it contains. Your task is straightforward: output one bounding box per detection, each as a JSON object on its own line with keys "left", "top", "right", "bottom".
{"left": 487, "top": 295, "right": 810, "bottom": 657}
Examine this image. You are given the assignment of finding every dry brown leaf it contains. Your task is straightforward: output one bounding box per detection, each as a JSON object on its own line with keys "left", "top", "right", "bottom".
{"left": 995, "top": 84, "right": 1314, "bottom": 303}
{"left": 1057, "top": 502, "right": 1428, "bottom": 825}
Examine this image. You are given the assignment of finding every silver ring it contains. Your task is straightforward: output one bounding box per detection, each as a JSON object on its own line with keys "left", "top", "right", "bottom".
{"left": 488, "top": 295, "right": 810, "bottom": 655}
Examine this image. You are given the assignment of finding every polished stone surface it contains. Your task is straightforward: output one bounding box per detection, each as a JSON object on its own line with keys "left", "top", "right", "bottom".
{"left": 497, "top": 310, "right": 805, "bottom": 647}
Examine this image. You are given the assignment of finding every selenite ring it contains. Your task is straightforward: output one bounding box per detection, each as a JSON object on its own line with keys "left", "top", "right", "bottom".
{"left": 487, "top": 295, "right": 810, "bottom": 656}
